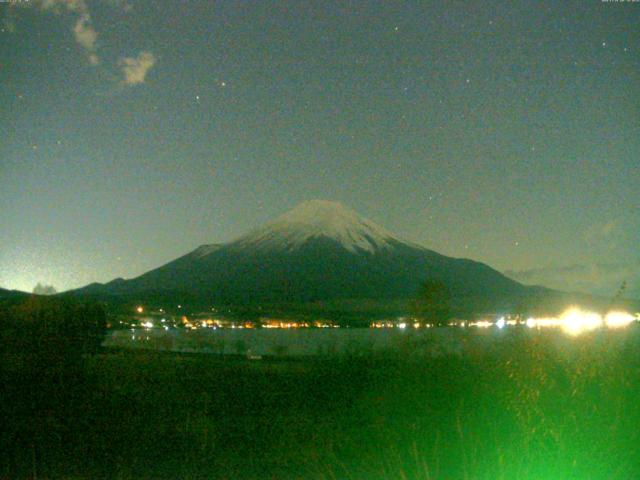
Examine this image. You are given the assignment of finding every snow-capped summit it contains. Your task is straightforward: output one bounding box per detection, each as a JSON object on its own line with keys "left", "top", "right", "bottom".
{"left": 232, "top": 200, "right": 404, "bottom": 253}
{"left": 191, "top": 243, "right": 222, "bottom": 258}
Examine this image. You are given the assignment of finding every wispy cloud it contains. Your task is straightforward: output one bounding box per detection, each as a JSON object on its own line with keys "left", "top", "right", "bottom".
{"left": 585, "top": 220, "right": 619, "bottom": 243}
{"left": 505, "top": 261, "right": 640, "bottom": 298}
{"left": 39, "top": 0, "right": 88, "bottom": 14}
{"left": 119, "top": 51, "right": 156, "bottom": 85}
{"left": 27, "top": 0, "right": 99, "bottom": 64}
{"left": 73, "top": 13, "right": 98, "bottom": 62}
{"left": 10, "top": 0, "right": 156, "bottom": 86}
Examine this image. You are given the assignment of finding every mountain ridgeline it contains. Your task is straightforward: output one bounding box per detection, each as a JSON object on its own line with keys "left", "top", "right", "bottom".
{"left": 70, "top": 200, "right": 563, "bottom": 317}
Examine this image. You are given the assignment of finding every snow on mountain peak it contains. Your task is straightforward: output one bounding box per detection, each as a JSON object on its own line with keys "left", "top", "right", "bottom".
{"left": 191, "top": 243, "right": 222, "bottom": 258}
{"left": 233, "top": 200, "right": 403, "bottom": 253}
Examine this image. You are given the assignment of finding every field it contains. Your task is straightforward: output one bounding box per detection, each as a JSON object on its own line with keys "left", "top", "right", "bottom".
{"left": 3, "top": 327, "right": 640, "bottom": 479}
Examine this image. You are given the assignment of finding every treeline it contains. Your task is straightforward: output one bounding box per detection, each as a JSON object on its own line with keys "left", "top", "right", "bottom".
{"left": 0, "top": 296, "right": 106, "bottom": 356}
{"left": 0, "top": 296, "right": 106, "bottom": 479}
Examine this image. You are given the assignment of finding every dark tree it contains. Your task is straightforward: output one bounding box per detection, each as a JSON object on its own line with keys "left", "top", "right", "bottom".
{"left": 0, "top": 296, "right": 106, "bottom": 358}
{"left": 0, "top": 296, "right": 106, "bottom": 478}
{"left": 412, "top": 279, "right": 452, "bottom": 326}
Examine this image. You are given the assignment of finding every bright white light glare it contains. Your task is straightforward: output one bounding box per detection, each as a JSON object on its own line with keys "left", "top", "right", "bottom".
{"left": 605, "top": 311, "right": 635, "bottom": 329}
{"left": 398, "top": 322, "right": 407, "bottom": 329}
{"left": 535, "top": 317, "right": 562, "bottom": 328}
{"left": 496, "top": 317, "right": 505, "bottom": 329}
{"left": 142, "top": 321, "right": 153, "bottom": 329}
{"left": 560, "top": 308, "right": 602, "bottom": 336}
{"left": 526, "top": 318, "right": 536, "bottom": 328}
{"left": 470, "top": 320, "right": 492, "bottom": 328}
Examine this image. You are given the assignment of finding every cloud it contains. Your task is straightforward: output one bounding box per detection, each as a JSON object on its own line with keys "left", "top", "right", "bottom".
{"left": 73, "top": 14, "right": 98, "bottom": 56}
{"left": 584, "top": 219, "right": 621, "bottom": 246}
{"left": 27, "top": 0, "right": 100, "bottom": 64}
{"left": 39, "top": 0, "right": 88, "bottom": 14}
{"left": 119, "top": 51, "right": 156, "bottom": 85}
{"left": 505, "top": 261, "right": 640, "bottom": 299}
{"left": 40, "top": 0, "right": 132, "bottom": 14}
{"left": 10, "top": 0, "right": 157, "bottom": 86}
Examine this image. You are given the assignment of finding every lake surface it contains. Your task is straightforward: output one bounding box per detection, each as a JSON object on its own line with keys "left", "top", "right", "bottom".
{"left": 104, "top": 325, "right": 640, "bottom": 357}
{"left": 106, "top": 327, "right": 482, "bottom": 357}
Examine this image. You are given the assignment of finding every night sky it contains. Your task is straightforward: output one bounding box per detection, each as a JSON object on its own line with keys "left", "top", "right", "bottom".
{"left": 1, "top": 0, "right": 638, "bottom": 297}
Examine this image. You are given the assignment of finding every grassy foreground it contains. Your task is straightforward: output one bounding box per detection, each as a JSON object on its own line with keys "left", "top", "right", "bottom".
{"left": 2, "top": 328, "right": 640, "bottom": 479}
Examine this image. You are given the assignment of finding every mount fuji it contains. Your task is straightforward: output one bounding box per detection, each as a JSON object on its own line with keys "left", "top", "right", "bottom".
{"left": 70, "top": 200, "right": 554, "bottom": 316}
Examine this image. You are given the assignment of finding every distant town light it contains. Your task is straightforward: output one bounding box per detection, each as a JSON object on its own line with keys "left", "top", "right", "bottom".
{"left": 496, "top": 317, "right": 506, "bottom": 329}
{"left": 605, "top": 311, "right": 635, "bottom": 329}
{"left": 470, "top": 320, "right": 492, "bottom": 328}
{"left": 136, "top": 306, "right": 144, "bottom": 313}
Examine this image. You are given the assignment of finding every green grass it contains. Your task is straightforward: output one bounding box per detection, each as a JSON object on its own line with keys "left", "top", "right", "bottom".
{"left": 2, "top": 327, "right": 640, "bottom": 479}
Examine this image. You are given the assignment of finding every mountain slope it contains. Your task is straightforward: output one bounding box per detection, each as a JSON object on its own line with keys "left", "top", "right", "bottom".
{"left": 69, "top": 200, "right": 551, "bottom": 314}
{"left": 0, "top": 288, "right": 30, "bottom": 300}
